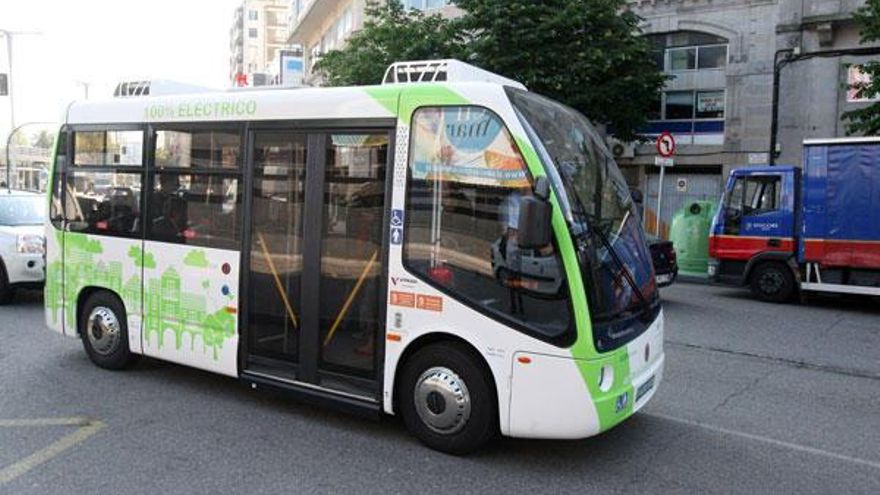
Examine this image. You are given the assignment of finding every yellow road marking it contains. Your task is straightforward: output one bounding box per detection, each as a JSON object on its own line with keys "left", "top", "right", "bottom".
{"left": 0, "top": 417, "right": 105, "bottom": 486}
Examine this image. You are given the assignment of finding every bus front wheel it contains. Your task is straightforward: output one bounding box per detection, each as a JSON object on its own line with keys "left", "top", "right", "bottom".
{"left": 79, "top": 292, "right": 137, "bottom": 370}
{"left": 399, "top": 342, "right": 497, "bottom": 455}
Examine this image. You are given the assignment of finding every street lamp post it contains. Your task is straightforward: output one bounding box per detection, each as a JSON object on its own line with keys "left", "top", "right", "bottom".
{"left": 74, "top": 80, "right": 91, "bottom": 100}
{"left": 1, "top": 29, "right": 16, "bottom": 134}
{"left": 0, "top": 29, "right": 42, "bottom": 189}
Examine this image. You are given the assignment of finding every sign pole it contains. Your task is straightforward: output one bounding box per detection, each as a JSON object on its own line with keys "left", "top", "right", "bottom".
{"left": 655, "top": 164, "right": 665, "bottom": 236}
{"left": 654, "top": 132, "right": 676, "bottom": 238}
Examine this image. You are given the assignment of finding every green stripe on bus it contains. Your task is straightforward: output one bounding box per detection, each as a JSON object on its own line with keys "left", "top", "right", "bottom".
{"left": 366, "top": 85, "right": 469, "bottom": 124}
{"left": 516, "top": 135, "right": 632, "bottom": 431}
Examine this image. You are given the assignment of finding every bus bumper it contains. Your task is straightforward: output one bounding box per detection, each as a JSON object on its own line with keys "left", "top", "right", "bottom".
{"left": 507, "top": 311, "right": 664, "bottom": 439}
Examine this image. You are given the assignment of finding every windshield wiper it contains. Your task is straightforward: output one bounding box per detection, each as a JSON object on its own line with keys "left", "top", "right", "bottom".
{"left": 587, "top": 219, "right": 649, "bottom": 308}
{"left": 561, "top": 149, "right": 650, "bottom": 309}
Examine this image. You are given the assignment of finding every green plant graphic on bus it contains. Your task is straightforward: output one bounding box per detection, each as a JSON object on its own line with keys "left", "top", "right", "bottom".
{"left": 45, "top": 232, "right": 235, "bottom": 360}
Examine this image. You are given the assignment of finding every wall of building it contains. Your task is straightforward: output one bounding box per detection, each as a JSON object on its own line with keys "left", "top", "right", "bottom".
{"left": 287, "top": 0, "right": 455, "bottom": 84}
{"left": 622, "top": 0, "right": 879, "bottom": 237}
{"left": 229, "top": 0, "right": 291, "bottom": 87}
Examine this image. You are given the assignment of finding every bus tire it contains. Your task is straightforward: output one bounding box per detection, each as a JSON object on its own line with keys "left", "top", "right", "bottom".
{"left": 399, "top": 342, "right": 497, "bottom": 455}
{"left": 749, "top": 262, "right": 795, "bottom": 303}
{"left": 79, "top": 291, "right": 137, "bottom": 370}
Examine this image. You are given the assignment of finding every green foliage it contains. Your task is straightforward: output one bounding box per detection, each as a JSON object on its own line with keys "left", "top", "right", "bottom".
{"left": 316, "top": 0, "right": 664, "bottom": 141}
{"left": 843, "top": 0, "right": 880, "bottom": 135}
{"left": 314, "top": 0, "right": 466, "bottom": 86}
{"left": 32, "top": 130, "right": 55, "bottom": 149}
{"left": 454, "top": 0, "right": 665, "bottom": 141}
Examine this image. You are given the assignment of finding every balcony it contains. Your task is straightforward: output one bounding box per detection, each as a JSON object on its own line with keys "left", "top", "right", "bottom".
{"left": 288, "top": 0, "right": 337, "bottom": 44}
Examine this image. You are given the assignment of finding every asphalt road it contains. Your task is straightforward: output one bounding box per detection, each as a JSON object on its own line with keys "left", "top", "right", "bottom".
{"left": 1, "top": 283, "right": 878, "bottom": 494}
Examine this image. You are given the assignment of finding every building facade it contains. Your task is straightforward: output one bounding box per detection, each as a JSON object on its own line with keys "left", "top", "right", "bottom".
{"left": 619, "top": 0, "right": 880, "bottom": 237}
{"left": 287, "top": 0, "right": 458, "bottom": 84}
{"left": 229, "top": 0, "right": 291, "bottom": 87}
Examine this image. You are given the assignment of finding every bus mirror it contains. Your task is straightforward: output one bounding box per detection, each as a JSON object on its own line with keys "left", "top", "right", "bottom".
{"left": 517, "top": 196, "right": 552, "bottom": 249}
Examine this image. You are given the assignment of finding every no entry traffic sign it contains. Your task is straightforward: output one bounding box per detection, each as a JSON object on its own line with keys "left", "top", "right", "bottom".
{"left": 656, "top": 132, "right": 676, "bottom": 158}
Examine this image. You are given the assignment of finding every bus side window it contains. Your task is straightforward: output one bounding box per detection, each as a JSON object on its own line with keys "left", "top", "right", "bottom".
{"left": 66, "top": 129, "right": 144, "bottom": 236}
{"left": 403, "top": 106, "right": 571, "bottom": 342}
{"left": 147, "top": 128, "right": 242, "bottom": 250}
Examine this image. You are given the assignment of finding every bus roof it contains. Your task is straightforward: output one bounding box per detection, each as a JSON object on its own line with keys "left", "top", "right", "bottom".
{"left": 64, "top": 81, "right": 511, "bottom": 126}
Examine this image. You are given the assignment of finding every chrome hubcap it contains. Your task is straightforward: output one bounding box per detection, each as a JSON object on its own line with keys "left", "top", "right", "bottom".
{"left": 414, "top": 366, "right": 471, "bottom": 435}
{"left": 87, "top": 306, "right": 121, "bottom": 356}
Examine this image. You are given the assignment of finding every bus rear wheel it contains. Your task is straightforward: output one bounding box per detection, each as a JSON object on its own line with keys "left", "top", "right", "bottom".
{"left": 750, "top": 262, "right": 795, "bottom": 303}
{"left": 79, "top": 292, "right": 137, "bottom": 370}
{"left": 399, "top": 342, "right": 497, "bottom": 455}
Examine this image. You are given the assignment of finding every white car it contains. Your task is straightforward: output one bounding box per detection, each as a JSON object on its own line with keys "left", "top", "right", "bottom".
{"left": 0, "top": 190, "right": 46, "bottom": 303}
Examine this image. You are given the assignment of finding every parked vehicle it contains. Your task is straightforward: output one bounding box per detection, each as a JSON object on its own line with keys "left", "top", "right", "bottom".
{"left": 709, "top": 137, "right": 880, "bottom": 302}
{"left": 647, "top": 234, "right": 677, "bottom": 287}
{"left": 0, "top": 190, "right": 46, "bottom": 303}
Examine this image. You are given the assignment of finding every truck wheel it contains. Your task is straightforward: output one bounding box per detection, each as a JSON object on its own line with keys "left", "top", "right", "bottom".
{"left": 399, "top": 342, "right": 497, "bottom": 455}
{"left": 750, "top": 262, "right": 795, "bottom": 303}
{"left": 79, "top": 292, "right": 137, "bottom": 370}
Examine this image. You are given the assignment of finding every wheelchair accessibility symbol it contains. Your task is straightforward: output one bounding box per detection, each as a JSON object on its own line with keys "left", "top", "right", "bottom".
{"left": 390, "top": 209, "right": 404, "bottom": 245}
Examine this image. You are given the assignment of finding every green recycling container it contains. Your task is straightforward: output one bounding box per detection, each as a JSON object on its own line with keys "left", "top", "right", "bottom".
{"left": 668, "top": 200, "right": 717, "bottom": 276}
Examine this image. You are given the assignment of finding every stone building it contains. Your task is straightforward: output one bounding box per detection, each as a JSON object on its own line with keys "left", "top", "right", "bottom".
{"left": 620, "top": 0, "right": 880, "bottom": 236}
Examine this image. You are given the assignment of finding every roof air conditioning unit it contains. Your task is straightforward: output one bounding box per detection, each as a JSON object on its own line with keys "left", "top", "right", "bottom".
{"left": 382, "top": 59, "right": 526, "bottom": 90}
{"left": 607, "top": 137, "right": 635, "bottom": 159}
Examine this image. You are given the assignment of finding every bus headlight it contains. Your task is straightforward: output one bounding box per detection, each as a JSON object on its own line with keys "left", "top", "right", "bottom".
{"left": 17, "top": 234, "right": 45, "bottom": 254}
{"left": 598, "top": 364, "right": 614, "bottom": 392}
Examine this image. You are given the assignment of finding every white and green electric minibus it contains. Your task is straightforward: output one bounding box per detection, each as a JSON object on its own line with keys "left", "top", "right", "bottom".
{"left": 45, "top": 60, "right": 664, "bottom": 453}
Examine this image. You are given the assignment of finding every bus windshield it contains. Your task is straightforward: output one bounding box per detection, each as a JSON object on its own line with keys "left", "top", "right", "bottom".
{"left": 507, "top": 88, "right": 658, "bottom": 352}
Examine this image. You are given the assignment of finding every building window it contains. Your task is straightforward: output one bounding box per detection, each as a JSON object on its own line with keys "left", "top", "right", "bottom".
{"left": 665, "top": 91, "right": 695, "bottom": 120}
{"left": 697, "top": 45, "right": 727, "bottom": 69}
{"left": 248, "top": 28, "right": 258, "bottom": 38}
{"left": 649, "top": 31, "right": 728, "bottom": 72}
{"left": 847, "top": 65, "right": 880, "bottom": 102}
{"left": 660, "top": 90, "right": 725, "bottom": 121}
{"left": 695, "top": 90, "right": 725, "bottom": 119}
{"left": 669, "top": 47, "right": 695, "bottom": 71}
{"left": 248, "top": 9, "right": 258, "bottom": 21}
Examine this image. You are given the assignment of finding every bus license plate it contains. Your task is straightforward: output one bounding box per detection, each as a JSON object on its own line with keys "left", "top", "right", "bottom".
{"left": 636, "top": 375, "right": 655, "bottom": 403}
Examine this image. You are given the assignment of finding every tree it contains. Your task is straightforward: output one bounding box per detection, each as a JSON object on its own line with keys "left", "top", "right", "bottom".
{"left": 314, "top": 0, "right": 466, "bottom": 86}
{"left": 32, "top": 129, "right": 55, "bottom": 149}
{"left": 842, "top": 0, "right": 880, "bottom": 135}
{"left": 316, "top": 0, "right": 664, "bottom": 141}
{"left": 454, "top": 0, "right": 666, "bottom": 141}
